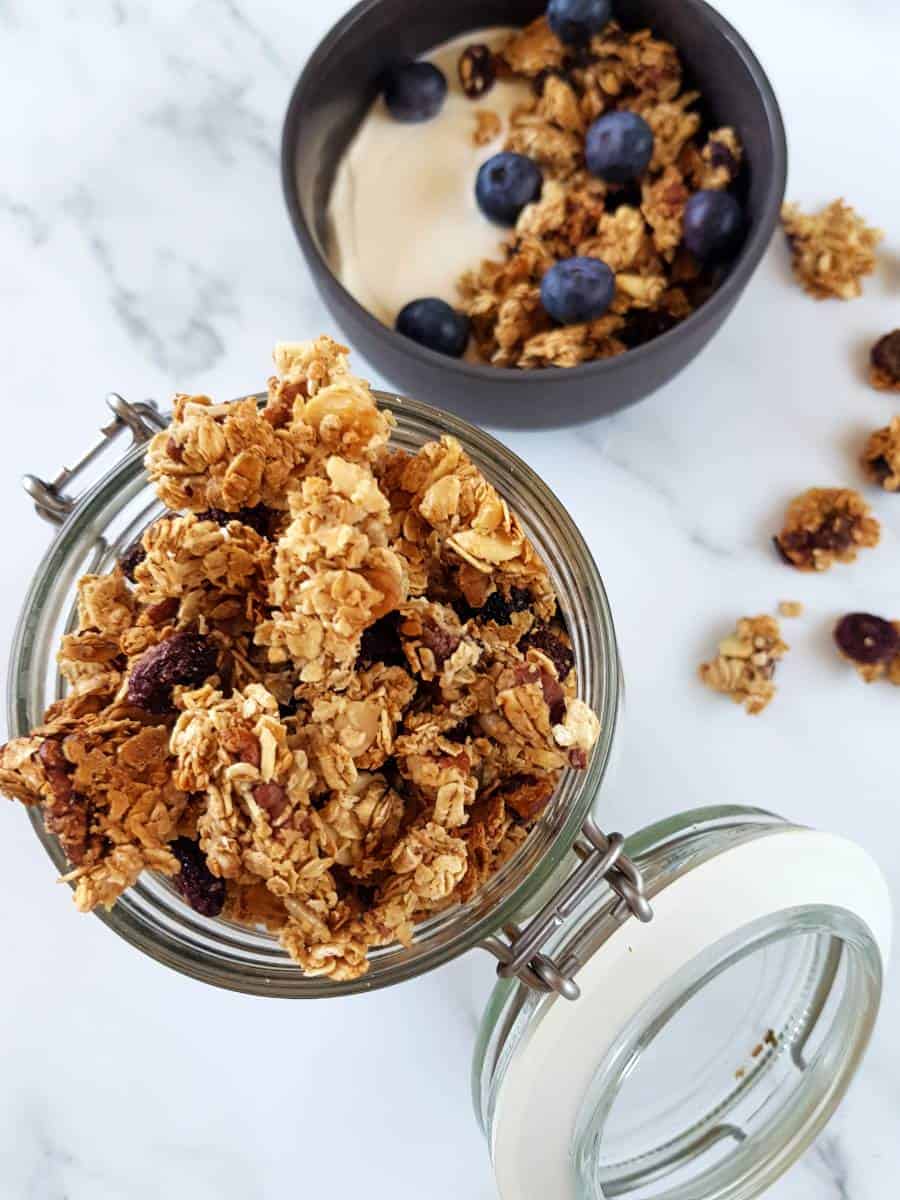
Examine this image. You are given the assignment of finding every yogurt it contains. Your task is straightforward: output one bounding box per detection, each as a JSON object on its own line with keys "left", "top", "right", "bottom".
{"left": 325, "top": 30, "right": 532, "bottom": 329}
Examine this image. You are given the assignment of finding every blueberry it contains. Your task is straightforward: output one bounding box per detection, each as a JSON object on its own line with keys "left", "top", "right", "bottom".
{"left": 683, "top": 190, "right": 744, "bottom": 261}
{"left": 547, "top": 0, "right": 613, "bottom": 46}
{"left": 396, "top": 298, "right": 470, "bottom": 358}
{"left": 585, "top": 111, "right": 654, "bottom": 183}
{"left": 475, "top": 152, "right": 543, "bottom": 226}
{"left": 382, "top": 62, "right": 447, "bottom": 123}
{"left": 540, "top": 256, "right": 615, "bottom": 325}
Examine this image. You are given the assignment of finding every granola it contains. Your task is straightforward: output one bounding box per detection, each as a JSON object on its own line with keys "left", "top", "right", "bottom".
{"left": 0, "top": 338, "right": 601, "bottom": 982}
{"left": 455, "top": 17, "right": 745, "bottom": 367}
{"left": 870, "top": 331, "right": 900, "bottom": 393}
{"left": 781, "top": 200, "right": 883, "bottom": 300}
{"left": 698, "top": 616, "right": 788, "bottom": 715}
{"left": 861, "top": 417, "right": 900, "bottom": 491}
{"left": 774, "top": 487, "right": 880, "bottom": 571}
{"left": 834, "top": 613, "right": 900, "bottom": 685}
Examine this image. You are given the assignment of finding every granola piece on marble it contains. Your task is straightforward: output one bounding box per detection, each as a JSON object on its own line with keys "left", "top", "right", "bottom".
{"left": 861, "top": 417, "right": 900, "bottom": 491}
{"left": 869, "top": 331, "right": 900, "bottom": 393}
{"left": 781, "top": 200, "right": 883, "bottom": 300}
{"left": 698, "top": 616, "right": 788, "bottom": 715}
{"left": 774, "top": 488, "right": 880, "bottom": 571}
{"left": 833, "top": 613, "right": 900, "bottom": 685}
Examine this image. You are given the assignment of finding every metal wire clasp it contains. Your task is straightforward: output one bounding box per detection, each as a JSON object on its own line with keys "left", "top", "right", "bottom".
{"left": 23, "top": 394, "right": 166, "bottom": 525}
{"left": 479, "top": 817, "right": 653, "bottom": 1001}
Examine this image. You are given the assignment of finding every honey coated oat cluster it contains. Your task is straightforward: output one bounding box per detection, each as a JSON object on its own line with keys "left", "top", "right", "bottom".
{"left": 0, "top": 338, "right": 601, "bottom": 981}
{"left": 456, "top": 17, "right": 744, "bottom": 367}
{"left": 780, "top": 199, "right": 883, "bottom": 301}
{"left": 698, "top": 616, "right": 788, "bottom": 716}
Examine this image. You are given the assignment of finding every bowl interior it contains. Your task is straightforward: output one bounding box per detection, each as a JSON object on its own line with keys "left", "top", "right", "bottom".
{"left": 286, "top": 0, "right": 783, "bottom": 316}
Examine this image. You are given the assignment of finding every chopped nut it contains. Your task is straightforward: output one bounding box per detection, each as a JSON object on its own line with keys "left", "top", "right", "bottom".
{"left": 699, "top": 616, "right": 789, "bottom": 715}
{"left": 775, "top": 488, "right": 880, "bottom": 571}
{"left": 781, "top": 200, "right": 883, "bottom": 300}
{"left": 459, "top": 44, "right": 496, "bottom": 99}
{"left": 472, "top": 109, "right": 502, "bottom": 147}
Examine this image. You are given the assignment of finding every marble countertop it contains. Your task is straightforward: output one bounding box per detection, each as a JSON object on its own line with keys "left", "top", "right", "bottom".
{"left": 1, "top": 1, "right": 897, "bottom": 1196}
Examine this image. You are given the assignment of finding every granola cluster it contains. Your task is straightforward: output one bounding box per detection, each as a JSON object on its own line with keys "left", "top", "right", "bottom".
{"left": 774, "top": 487, "right": 880, "bottom": 572}
{"left": 834, "top": 613, "right": 900, "bottom": 685}
{"left": 456, "top": 17, "right": 744, "bottom": 367}
{"left": 861, "top": 417, "right": 900, "bottom": 492}
{"left": 780, "top": 199, "right": 883, "bottom": 301}
{"left": 698, "top": 616, "right": 788, "bottom": 716}
{"left": 0, "top": 337, "right": 600, "bottom": 981}
{"left": 870, "top": 330, "right": 900, "bottom": 393}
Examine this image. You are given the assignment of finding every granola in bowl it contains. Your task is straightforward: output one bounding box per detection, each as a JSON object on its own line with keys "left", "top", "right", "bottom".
{"left": 0, "top": 336, "right": 601, "bottom": 982}
{"left": 327, "top": 10, "right": 748, "bottom": 370}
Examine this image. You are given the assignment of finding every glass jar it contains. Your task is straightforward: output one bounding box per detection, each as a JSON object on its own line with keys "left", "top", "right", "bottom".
{"left": 8, "top": 394, "right": 891, "bottom": 1199}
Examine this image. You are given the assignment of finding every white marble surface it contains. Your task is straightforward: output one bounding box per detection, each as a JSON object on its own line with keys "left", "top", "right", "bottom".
{"left": 0, "top": 1, "right": 898, "bottom": 1197}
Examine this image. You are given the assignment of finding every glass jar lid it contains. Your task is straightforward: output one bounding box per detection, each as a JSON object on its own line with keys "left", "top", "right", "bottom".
{"left": 475, "top": 806, "right": 890, "bottom": 1200}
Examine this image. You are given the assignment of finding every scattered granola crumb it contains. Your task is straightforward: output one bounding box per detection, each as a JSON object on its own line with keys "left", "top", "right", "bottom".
{"left": 774, "top": 487, "right": 880, "bottom": 571}
{"left": 698, "top": 616, "right": 788, "bottom": 715}
{"left": 751, "top": 1042, "right": 764, "bottom": 1059}
{"left": 778, "top": 601, "right": 804, "bottom": 619}
{"left": 862, "top": 416, "right": 900, "bottom": 491}
{"left": 834, "top": 613, "right": 900, "bottom": 684}
{"left": 764, "top": 1028, "right": 778, "bottom": 1048}
{"left": 472, "top": 109, "right": 502, "bottom": 147}
{"left": 781, "top": 199, "right": 883, "bottom": 300}
{"left": 735, "top": 1068, "right": 746, "bottom": 1080}
{"left": 870, "top": 331, "right": 900, "bottom": 392}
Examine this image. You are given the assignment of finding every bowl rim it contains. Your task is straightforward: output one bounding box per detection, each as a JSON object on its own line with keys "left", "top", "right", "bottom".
{"left": 281, "top": 0, "right": 788, "bottom": 383}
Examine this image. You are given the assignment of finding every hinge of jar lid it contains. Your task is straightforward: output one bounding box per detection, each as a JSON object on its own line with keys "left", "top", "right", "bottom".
{"left": 479, "top": 817, "right": 653, "bottom": 1002}
{"left": 23, "top": 394, "right": 167, "bottom": 525}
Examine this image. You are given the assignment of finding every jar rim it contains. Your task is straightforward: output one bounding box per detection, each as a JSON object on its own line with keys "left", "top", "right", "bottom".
{"left": 6, "top": 389, "right": 621, "bottom": 997}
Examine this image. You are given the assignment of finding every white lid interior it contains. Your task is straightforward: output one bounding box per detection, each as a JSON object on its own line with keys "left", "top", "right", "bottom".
{"left": 492, "top": 829, "right": 892, "bottom": 1200}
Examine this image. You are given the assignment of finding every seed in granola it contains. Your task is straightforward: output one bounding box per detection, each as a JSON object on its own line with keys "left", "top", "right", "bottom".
{"left": 870, "top": 331, "right": 900, "bottom": 391}
{"left": 127, "top": 631, "right": 218, "bottom": 713}
{"left": 586, "top": 111, "right": 654, "bottom": 183}
{"left": 252, "top": 781, "right": 289, "bottom": 821}
{"left": 476, "top": 151, "right": 543, "bottom": 226}
{"left": 521, "top": 625, "right": 575, "bottom": 680}
{"left": 118, "top": 537, "right": 147, "bottom": 582}
{"left": 541, "top": 256, "right": 615, "bottom": 325}
{"left": 548, "top": 0, "right": 612, "bottom": 46}
{"left": 458, "top": 43, "right": 496, "bottom": 99}
{"left": 382, "top": 61, "right": 447, "bottom": 123}
{"left": 774, "top": 488, "right": 880, "bottom": 572}
{"left": 396, "top": 298, "right": 470, "bottom": 358}
{"left": 170, "top": 837, "right": 226, "bottom": 917}
{"left": 683, "top": 190, "right": 744, "bottom": 261}
{"left": 197, "top": 503, "right": 273, "bottom": 537}
{"left": 358, "top": 612, "right": 405, "bottom": 668}
{"left": 834, "top": 613, "right": 900, "bottom": 665}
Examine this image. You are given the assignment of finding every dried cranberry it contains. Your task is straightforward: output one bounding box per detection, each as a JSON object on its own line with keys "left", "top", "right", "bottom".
{"left": 127, "top": 631, "right": 217, "bottom": 713}
{"left": 538, "top": 670, "right": 567, "bottom": 725}
{"left": 358, "top": 612, "right": 405, "bottom": 668}
{"left": 170, "top": 837, "right": 225, "bottom": 917}
{"left": 458, "top": 44, "right": 496, "bottom": 98}
{"left": 166, "top": 437, "right": 184, "bottom": 462}
{"left": 421, "top": 621, "right": 461, "bottom": 666}
{"left": 253, "top": 781, "right": 288, "bottom": 820}
{"left": 872, "top": 330, "right": 900, "bottom": 381}
{"left": 118, "top": 538, "right": 147, "bottom": 582}
{"left": 478, "top": 587, "right": 533, "bottom": 626}
{"left": 521, "top": 625, "right": 575, "bottom": 681}
{"left": 834, "top": 613, "right": 900, "bottom": 665}
{"left": 197, "top": 504, "right": 273, "bottom": 538}
{"left": 866, "top": 455, "right": 892, "bottom": 485}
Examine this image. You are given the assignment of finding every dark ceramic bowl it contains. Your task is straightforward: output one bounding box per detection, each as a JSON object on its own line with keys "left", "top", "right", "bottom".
{"left": 282, "top": 0, "right": 787, "bottom": 429}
